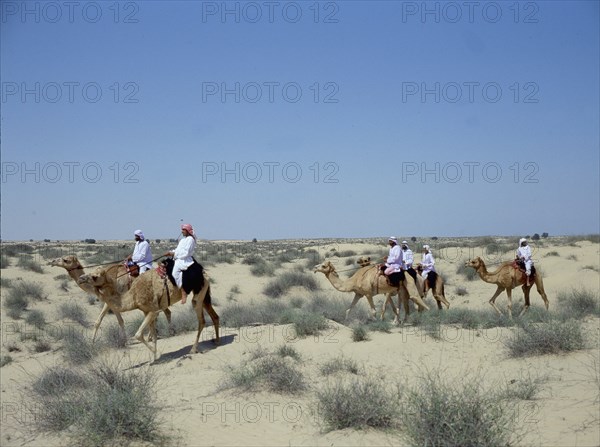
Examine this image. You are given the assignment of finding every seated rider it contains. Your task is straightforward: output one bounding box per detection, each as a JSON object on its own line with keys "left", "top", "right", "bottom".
{"left": 164, "top": 223, "right": 197, "bottom": 304}
{"left": 126, "top": 229, "right": 153, "bottom": 274}
{"left": 382, "top": 236, "right": 403, "bottom": 276}
{"left": 401, "top": 240, "right": 418, "bottom": 282}
{"left": 420, "top": 245, "right": 435, "bottom": 281}
{"left": 516, "top": 237, "right": 533, "bottom": 277}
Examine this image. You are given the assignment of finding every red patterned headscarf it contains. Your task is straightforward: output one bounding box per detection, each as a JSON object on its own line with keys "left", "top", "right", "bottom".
{"left": 181, "top": 223, "right": 196, "bottom": 239}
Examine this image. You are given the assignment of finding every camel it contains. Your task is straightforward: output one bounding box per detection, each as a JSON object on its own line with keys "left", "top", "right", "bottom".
{"left": 49, "top": 255, "right": 172, "bottom": 342}
{"left": 465, "top": 257, "right": 549, "bottom": 318}
{"left": 414, "top": 263, "right": 451, "bottom": 310}
{"left": 313, "top": 259, "right": 429, "bottom": 325}
{"left": 356, "top": 257, "right": 437, "bottom": 322}
{"left": 77, "top": 260, "right": 220, "bottom": 360}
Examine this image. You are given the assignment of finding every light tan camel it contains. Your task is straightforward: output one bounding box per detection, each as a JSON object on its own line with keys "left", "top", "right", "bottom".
{"left": 313, "top": 259, "right": 429, "bottom": 324}
{"left": 48, "top": 255, "right": 168, "bottom": 342}
{"left": 465, "top": 257, "right": 549, "bottom": 318}
{"left": 414, "top": 263, "right": 451, "bottom": 310}
{"left": 78, "top": 265, "right": 220, "bottom": 360}
{"left": 356, "top": 256, "right": 433, "bottom": 322}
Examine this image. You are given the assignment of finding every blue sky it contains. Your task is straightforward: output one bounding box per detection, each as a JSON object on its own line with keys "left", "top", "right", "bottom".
{"left": 1, "top": 0, "right": 599, "bottom": 241}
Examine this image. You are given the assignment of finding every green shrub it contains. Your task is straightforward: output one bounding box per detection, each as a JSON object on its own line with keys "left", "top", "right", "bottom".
{"left": 17, "top": 256, "right": 44, "bottom": 273}
{"left": 557, "top": 288, "right": 600, "bottom": 318}
{"left": 319, "top": 356, "right": 360, "bottom": 376}
{"left": 456, "top": 263, "right": 477, "bottom": 281}
{"left": 505, "top": 319, "right": 586, "bottom": 357}
{"left": 58, "top": 302, "right": 89, "bottom": 327}
{"left": 0, "top": 355, "right": 13, "bottom": 367}
{"left": 263, "top": 271, "right": 319, "bottom": 298}
{"left": 401, "top": 370, "right": 518, "bottom": 446}
{"left": 316, "top": 377, "right": 399, "bottom": 430}
{"left": 351, "top": 325, "right": 370, "bottom": 342}
{"left": 226, "top": 355, "right": 306, "bottom": 394}
{"left": 0, "top": 253, "right": 9, "bottom": 268}
{"left": 280, "top": 309, "right": 329, "bottom": 337}
{"left": 25, "top": 309, "right": 46, "bottom": 328}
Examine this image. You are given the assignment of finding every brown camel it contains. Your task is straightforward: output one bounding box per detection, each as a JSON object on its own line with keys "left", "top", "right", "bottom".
{"left": 313, "top": 259, "right": 429, "bottom": 324}
{"left": 49, "top": 255, "right": 172, "bottom": 342}
{"left": 77, "top": 264, "right": 220, "bottom": 360}
{"left": 414, "top": 263, "right": 451, "bottom": 310}
{"left": 465, "top": 257, "right": 549, "bottom": 317}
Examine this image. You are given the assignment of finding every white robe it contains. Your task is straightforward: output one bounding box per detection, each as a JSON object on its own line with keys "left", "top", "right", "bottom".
{"left": 131, "top": 240, "right": 153, "bottom": 273}
{"left": 421, "top": 252, "right": 435, "bottom": 279}
{"left": 172, "top": 235, "right": 196, "bottom": 288}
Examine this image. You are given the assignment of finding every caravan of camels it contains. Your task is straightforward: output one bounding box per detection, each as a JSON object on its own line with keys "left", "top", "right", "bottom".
{"left": 48, "top": 230, "right": 548, "bottom": 360}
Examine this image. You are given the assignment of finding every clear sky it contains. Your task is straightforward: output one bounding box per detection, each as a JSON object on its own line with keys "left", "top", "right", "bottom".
{"left": 1, "top": 0, "right": 599, "bottom": 241}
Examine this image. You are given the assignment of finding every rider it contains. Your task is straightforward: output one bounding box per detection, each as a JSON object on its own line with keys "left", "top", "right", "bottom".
{"left": 516, "top": 237, "right": 533, "bottom": 277}
{"left": 420, "top": 245, "right": 435, "bottom": 281}
{"left": 401, "top": 240, "right": 417, "bottom": 278}
{"left": 127, "top": 230, "right": 153, "bottom": 274}
{"left": 165, "top": 223, "right": 196, "bottom": 304}
{"left": 383, "top": 236, "right": 403, "bottom": 276}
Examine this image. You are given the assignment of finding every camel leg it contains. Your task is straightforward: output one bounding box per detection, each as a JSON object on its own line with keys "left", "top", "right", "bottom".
{"left": 203, "top": 301, "right": 220, "bottom": 344}
{"left": 382, "top": 293, "right": 399, "bottom": 323}
{"left": 397, "top": 287, "right": 410, "bottom": 323}
{"left": 506, "top": 288, "right": 513, "bottom": 319}
{"left": 92, "top": 304, "right": 125, "bottom": 343}
{"left": 345, "top": 293, "right": 363, "bottom": 320}
{"left": 434, "top": 287, "right": 450, "bottom": 310}
{"left": 403, "top": 276, "right": 430, "bottom": 312}
{"left": 488, "top": 286, "right": 505, "bottom": 316}
{"left": 519, "top": 285, "right": 532, "bottom": 317}
{"left": 365, "top": 295, "right": 377, "bottom": 319}
{"left": 535, "top": 279, "right": 550, "bottom": 310}
{"left": 163, "top": 308, "right": 174, "bottom": 336}
{"left": 134, "top": 311, "right": 160, "bottom": 360}
{"left": 92, "top": 303, "right": 110, "bottom": 342}
{"left": 190, "top": 302, "right": 206, "bottom": 354}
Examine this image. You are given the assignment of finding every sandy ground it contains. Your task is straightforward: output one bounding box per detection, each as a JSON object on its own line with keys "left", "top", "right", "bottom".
{"left": 1, "top": 237, "right": 599, "bottom": 446}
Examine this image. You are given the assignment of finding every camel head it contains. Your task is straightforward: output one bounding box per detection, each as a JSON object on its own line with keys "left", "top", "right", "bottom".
{"left": 414, "top": 262, "right": 423, "bottom": 273}
{"left": 313, "top": 260, "right": 336, "bottom": 275}
{"left": 465, "top": 257, "right": 484, "bottom": 270}
{"left": 356, "top": 256, "right": 372, "bottom": 267}
{"left": 49, "top": 255, "right": 81, "bottom": 270}
{"left": 77, "top": 267, "right": 110, "bottom": 288}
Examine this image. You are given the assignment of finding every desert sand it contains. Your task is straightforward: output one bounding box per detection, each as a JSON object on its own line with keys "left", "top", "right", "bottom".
{"left": 1, "top": 236, "right": 599, "bottom": 446}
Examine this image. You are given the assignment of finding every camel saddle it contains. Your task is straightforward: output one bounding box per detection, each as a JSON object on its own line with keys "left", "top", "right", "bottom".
{"left": 512, "top": 260, "right": 536, "bottom": 281}
{"left": 378, "top": 265, "right": 405, "bottom": 287}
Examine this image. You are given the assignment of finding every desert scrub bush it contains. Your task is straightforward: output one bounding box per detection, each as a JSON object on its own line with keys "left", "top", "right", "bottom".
{"left": 1, "top": 355, "right": 13, "bottom": 367}
{"left": 366, "top": 320, "right": 392, "bottom": 333}
{"left": 544, "top": 251, "right": 560, "bottom": 257}
{"left": 25, "top": 309, "right": 46, "bottom": 328}
{"left": 250, "top": 260, "right": 276, "bottom": 277}
{"left": 33, "top": 340, "right": 52, "bottom": 353}
{"left": 499, "top": 370, "right": 547, "bottom": 401}
{"left": 290, "top": 296, "right": 304, "bottom": 308}
{"left": 319, "top": 356, "right": 359, "bottom": 376}
{"left": 0, "top": 276, "right": 13, "bottom": 288}
{"left": 0, "top": 253, "right": 10, "bottom": 268}
{"left": 557, "top": 288, "right": 600, "bottom": 318}
{"left": 30, "top": 360, "right": 164, "bottom": 445}
{"left": 275, "top": 344, "right": 301, "bottom": 361}
{"left": 58, "top": 302, "right": 89, "bottom": 327}
{"left": 87, "top": 294, "right": 97, "bottom": 305}
{"left": 9, "top": 280, "right": 46, "bottom": 302}
{"left": 582, "top": 264, "right": 599, "bottom": 272}
{"left": 220, "top": 300, "right": 291, "bottom": 327}
{"left": 303, "top": 294, "right": 371, "bottom": 324}
{"left": 505, "top": 319, "right": 586, "bottom": 357}
{"left": 61, "top": 330, "right": 99, "bottom": 364}
{"left": 351, "top": 325, "right": 370, "bottom": 342}
{"left": 337, "top": 250, "right": 357, "bottom": 257}
{"left": 17, "top": 256, "right": 44, "bottom": 273}
{"left": 263, "top": 271, "right": 320, "bottom": 298}
{"left": 280, "top": 309, "right": 329, "bottom": 337}
{"left": 4, "top": 287, "right": 31, "bottom": 319}
{"left": 103, "top": 323, "right": 128, "bottom": 349}
{"left": 316, "top": 377, "right": 400, "bottom": 430}
{"left": 566, "top": 254, "right": 578, "bottom": 261}
{"left": 456, "top": 262, "right": 477, "bottom": 281}
{"left": 400, "top": 370, "right": 518, "bottom": 447}
{"left": 226, "top": 355, "right": 306, "bottom": 394}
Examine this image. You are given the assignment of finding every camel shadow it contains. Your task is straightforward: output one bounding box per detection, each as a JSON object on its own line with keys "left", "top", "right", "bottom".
{"left": 128, "top": 334, "right": 237, "bottom": 368}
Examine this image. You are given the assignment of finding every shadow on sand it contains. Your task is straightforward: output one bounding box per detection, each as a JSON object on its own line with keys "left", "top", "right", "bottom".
{"left": 128, "top": 334, "right": 237, "bottom": 368}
